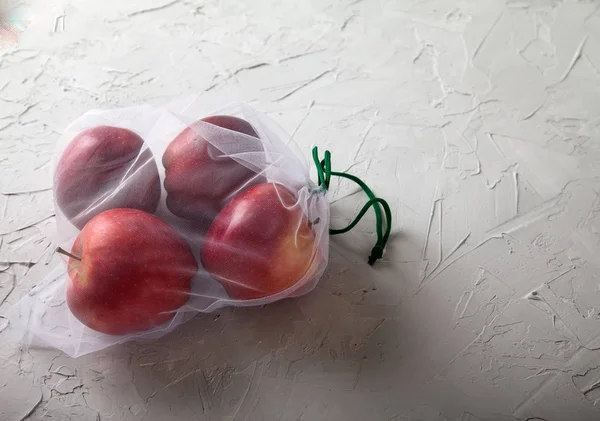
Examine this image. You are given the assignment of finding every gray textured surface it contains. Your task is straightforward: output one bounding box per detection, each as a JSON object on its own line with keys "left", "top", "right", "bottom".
{"left": 1, "top": 0, "right": 600, "bottom": 420}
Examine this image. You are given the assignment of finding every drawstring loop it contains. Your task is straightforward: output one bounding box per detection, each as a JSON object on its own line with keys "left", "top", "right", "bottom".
{"left": 312, "top": 147, "right": 392, "bottom": 265}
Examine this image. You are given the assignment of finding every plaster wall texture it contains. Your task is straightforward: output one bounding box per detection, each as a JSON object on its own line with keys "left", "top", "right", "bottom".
{"left": 1, "top": 0, "right": 600, "bottom": 420}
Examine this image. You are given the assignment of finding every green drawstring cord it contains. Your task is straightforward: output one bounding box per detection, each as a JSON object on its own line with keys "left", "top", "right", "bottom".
{"left": 312, "top": 147, "right": 392, "bottom": 265}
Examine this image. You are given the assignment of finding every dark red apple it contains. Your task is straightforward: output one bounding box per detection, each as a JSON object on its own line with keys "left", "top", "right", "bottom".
{"left": 162, "top": 115, "right": 264, "bottom": 222}
{"left": 201, "top": 183, "right": 317, "bottom": 300}
{"left": 59, "top": 208, "right": 197, "bottom": 335}
{"left": 54, "top": 126, "right": 161, "bottom": 229}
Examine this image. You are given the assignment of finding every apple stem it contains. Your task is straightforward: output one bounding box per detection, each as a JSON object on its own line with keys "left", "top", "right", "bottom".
{"left": 55, "top": 247, "right": 82, "bottom": 261}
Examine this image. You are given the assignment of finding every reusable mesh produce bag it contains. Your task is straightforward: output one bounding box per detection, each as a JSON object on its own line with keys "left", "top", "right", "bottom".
{"left": 7, "top": 96, "right": 391, "bottom": 357}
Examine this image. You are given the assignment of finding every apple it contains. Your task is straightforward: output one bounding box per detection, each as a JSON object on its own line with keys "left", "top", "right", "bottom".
{"left": 59, "top": 208, "right": 198, "bottom": 335}
{"left": 54, "top": 126, "right": 161, "bottom": 229}
{"left": 201, "top": 183, "right": 317, "bottom": 300}
{"left": 162, "top": 115, "right": 264, "bottom": 222}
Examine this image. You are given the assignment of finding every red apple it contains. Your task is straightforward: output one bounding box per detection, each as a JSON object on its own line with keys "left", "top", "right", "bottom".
{"left": 162, "top": 115, "right": 264, "bottom": 222}
{"left": 61, "top": 208, "right": 198, "bottom": 335}
{"left": 201, "top": 183, "right": 317, "bottom": 300}
{"left": 54, "top": 126, "right": 161, "bottom": 229}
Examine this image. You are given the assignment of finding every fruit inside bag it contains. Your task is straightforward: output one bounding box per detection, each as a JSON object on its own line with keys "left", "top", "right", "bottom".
{"left": 6, "top": 97, "right": 391, "bottom": 357}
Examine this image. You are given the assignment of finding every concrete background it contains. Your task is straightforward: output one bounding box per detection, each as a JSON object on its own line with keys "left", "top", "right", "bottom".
{"left": 1, "top": 0, "right": 600, "bottom": 420}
